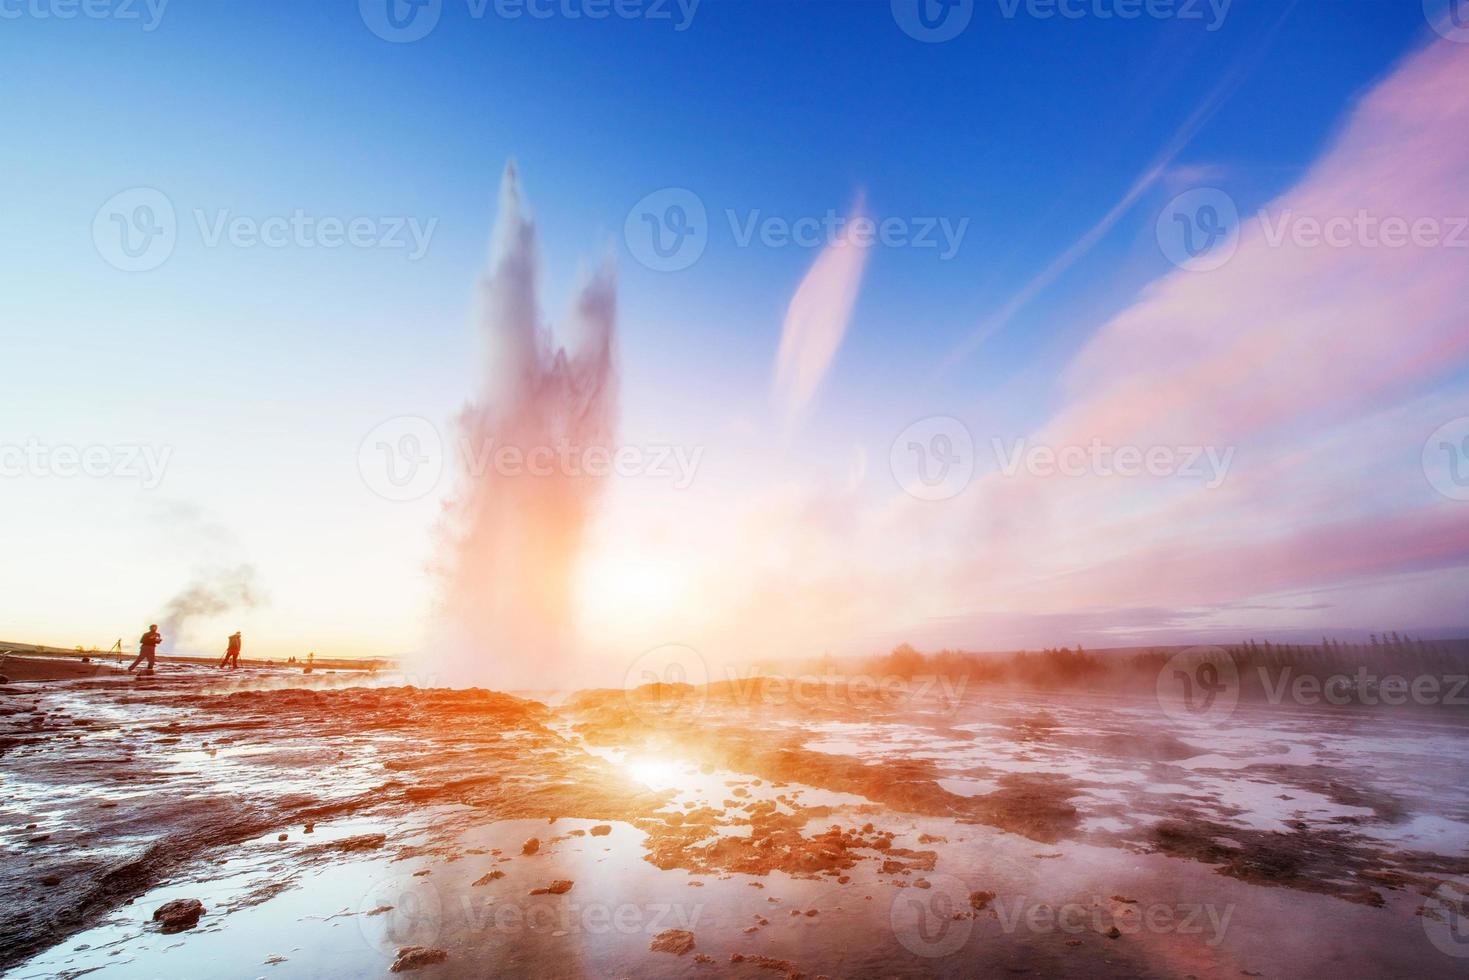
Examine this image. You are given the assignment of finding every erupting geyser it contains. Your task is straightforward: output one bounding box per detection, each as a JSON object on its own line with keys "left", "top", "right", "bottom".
{"left": 428, "top": 163, "right": 617, "bottom": 690}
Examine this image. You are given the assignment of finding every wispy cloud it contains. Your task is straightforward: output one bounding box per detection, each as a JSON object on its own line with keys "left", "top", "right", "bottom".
{"left": 937, "top": 2, "right": 1297, "bottom": 375}
{"left": 772, "top": 197, "right": 870, "bottom": 428}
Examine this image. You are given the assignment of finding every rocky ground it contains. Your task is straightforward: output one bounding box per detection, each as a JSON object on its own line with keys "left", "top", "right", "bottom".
{"left": 3, "top": 669, "right": 1469, "bottom": 977}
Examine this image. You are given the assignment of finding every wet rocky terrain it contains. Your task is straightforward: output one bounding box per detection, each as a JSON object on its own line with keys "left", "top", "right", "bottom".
{"left": 3, "top": 668, "right": 1469, "bottom": 978}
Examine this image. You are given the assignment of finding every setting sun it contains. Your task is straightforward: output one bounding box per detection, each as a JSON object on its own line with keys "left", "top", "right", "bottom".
{"left": 576, "top": 551, "right": 690, "bottom": 636}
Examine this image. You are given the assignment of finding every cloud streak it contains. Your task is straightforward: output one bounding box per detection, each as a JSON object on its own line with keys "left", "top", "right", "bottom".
{"left": 772, "top": 198, "right": 870, "bottom": 428}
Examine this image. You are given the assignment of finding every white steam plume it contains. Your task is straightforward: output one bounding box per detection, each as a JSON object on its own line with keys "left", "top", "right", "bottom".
{"left": 428, "top": 162, "right": 617, "bottom": 690}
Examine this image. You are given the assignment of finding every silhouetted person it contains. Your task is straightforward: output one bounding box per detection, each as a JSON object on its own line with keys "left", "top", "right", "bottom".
{"left": 128, "top": 625, "right": 162, "bottom": 672}
{"left": 219, "top": 631, "right": 242, "bottom": 669}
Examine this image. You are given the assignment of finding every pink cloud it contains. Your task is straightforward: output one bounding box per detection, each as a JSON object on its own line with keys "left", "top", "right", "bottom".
{"left": 945, "top": 38, "right": 1469, "bottom": 629}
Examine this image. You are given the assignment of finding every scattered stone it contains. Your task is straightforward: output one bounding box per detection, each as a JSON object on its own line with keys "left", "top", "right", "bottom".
{"left": 650, "top": 928, "right": 696, "bottom": 955}
{"left": 153, "top": 898, "right": 205, "bottom": 933}
{"left": 522, "top": 837, "right": 540, "bottom": 855}
{"left": 391, "top": 946, "right": 448, "bottom": 972}
{"left": 277, "top": 834, "right": 288, "bottom": 841}
{"left": 364, "top": 905, "right": 394, "bottom": 916}
{"left": 969, "top": 891, "right": 995, "bottom": 912}
{"left": 472, "top": 871, "right": 506, "bottom": 886}
{"left": 1105, "top": 926, "right": 1122, "bottom": 939}
{"left": 39, "top": 875, "right": 61, "bottom": 887}
{"left": 413, "top": 869, "right": 432, "bottom": 877}
{"left": 529, "top": 879, "right": 573, "bottom": 896}
{"left": 914, "top": 879, "right": 931, "bottom": 889}
{"left": 589, "top": 824, "right": 612, "bottom": 837}
{"left": 695, "top": 953, "right": 715, "bottom": 964}
{"left": 1110, "top": 895, "right": 1138, "bottom": 904}
{"left": 264, "top": 954, "right": 288, "bottom": 964}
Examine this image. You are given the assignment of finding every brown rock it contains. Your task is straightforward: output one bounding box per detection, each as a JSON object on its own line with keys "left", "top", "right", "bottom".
{"left": 650, "top": 928, "right": 696, "bottom": 955}
{"left": 153, "top": 898, "right": 205, "bottom": 933}
{"left": 391, "top": 946, "right": 448, "bottom": 972}
{"left": 522, "top": 837, "right": 540, "bottom": 855}
{"left": 530, "top": 879, "right": 573, "bottom": 896}
{"left": 589, "top": 824, "right": 612, "bottom": 836}
{"left": 969, "top": 890, "right": 995, "bottom": 912}
{"left": 472, "top": 871, "right": 505, "bottom": 886}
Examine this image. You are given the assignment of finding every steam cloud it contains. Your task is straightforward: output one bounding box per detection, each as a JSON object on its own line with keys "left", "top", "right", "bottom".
{"left": 159, "top": 564, "right": 262, "bottom": 653}
{"left": 430, "top": 163, "right": 617, "bottom": 689}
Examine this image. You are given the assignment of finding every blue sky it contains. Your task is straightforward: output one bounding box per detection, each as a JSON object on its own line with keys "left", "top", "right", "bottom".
{"left": 1, "top": 1, "right": 1464, "bottom": 663}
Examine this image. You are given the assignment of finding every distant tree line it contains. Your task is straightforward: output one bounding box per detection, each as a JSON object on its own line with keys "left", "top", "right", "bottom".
{"left": 780, "top": 633, "right": 1469, "bottom": 698}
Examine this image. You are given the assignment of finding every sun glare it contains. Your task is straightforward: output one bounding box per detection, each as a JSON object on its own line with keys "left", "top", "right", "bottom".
{"left": 623, "top": 755, "right": 680, "bottom": 789}
{"left": 577, "top": 552, "right": 688, "bottom": 631}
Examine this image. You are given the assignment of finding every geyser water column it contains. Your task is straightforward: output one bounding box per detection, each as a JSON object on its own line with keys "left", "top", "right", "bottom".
{"left": 430, "top": 163, "right": 618, "bottom": 691}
